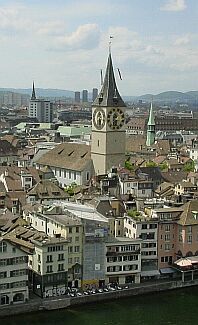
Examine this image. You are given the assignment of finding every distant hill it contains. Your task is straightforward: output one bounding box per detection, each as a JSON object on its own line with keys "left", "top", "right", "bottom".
{"left": 0, "top": 88, "right": 75, "bottom": 98}
{"left": 0, "top": 88, "right": 198, "bottom": 103}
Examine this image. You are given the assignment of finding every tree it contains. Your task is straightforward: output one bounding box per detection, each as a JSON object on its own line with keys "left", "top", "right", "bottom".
{"left": 127, "top": 210, "right": 141, "bottom": 220}
{"left": 145, "top": 161, "right": 157, "bottom": 168}
{"left": 64, "top": 182, "right": 77, "bottom": 196}
{"left": 125, "top": 160, "right": 134, "bottom": 171}
{"left": 159, "top": 162, "right": 168, "bottom": 171}
{"left": 183, "top": 161, "right": 195, "bottom": 172}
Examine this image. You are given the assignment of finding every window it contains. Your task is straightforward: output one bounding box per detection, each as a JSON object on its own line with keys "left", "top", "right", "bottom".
{"left": 68, "top": 246, "right": 73, "bottom": 253}
{"left": 68, "top": 258, "right": 72, "bottom": 264}
{"left": 47, "top": 265, "right": 53, "bottom": 273}
{"left": 46, "top": 255, "right": 53, "bottom": 263}
{"left": 38, "top": 254, "right": 41, "bottom": 263}
{"left": 86, "top": 172, "right": 90, "bottom": 181}
{"left": 187, "top": 226, "right": 192, "bottom": 234}
{"left": 75, "top": 237, "right": 79, "bottom": 242}
{"left": 58, "top": 264, "right": 64, "bottom": 272}
{"left": 58, "top": 253, "right": 64, "bottom": 261}
{"left": 165, "top": 224, "right": 171, "bottom": 231}
{"left": 69, "top": 171, "right": 71, "bottom": 179}
{"left": 74, "top": 172, "right": 76, "bottom": 180}
{"left": 0, "top": 242, "right": 7, "bottom": 253}
{"left": 149, "top": 224, "right": 157, "bottom": 229}
{"left": 38, "top": 265, "right": 41, "bottom": 273}
{"left": 142, "top": 224, "right": 147, "bottom": 229}
{"left": 165, "top": 244, "right": 170, "bottom": 251}
{"left": 69, "top": 227, "right": 72, "bottom": 234}
{"left": 12, "top": 247, "right": 16, "bottom": 253}
{"left": 165, "top": 234, "right": 170, "bottom": 241}
{"left": 187, "top": 235, "right": 192, "bottom": 243}
{"left": 76, "top": 227, "right": 79, "bottom": 233}
{"left": 74, "top": 257, "right": 80, "bottom": 263}
{"left": 0, "top": 272, "right": 7, "bottom": 279}
{"left": 74, "top": 246, "right": 80, "bottom": 253}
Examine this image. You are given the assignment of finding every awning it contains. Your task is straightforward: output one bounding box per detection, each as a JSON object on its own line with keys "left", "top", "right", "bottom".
{"left": 174, "top": 258, "right": 192, "bottom": 267}
{"left": 141, "top": 270, "right": 160, "bottom": 277}
{"left": 160, "top": 267, "right": 177, "bottom": 274}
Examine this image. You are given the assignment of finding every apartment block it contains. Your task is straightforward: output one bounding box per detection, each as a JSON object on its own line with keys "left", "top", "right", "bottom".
{"left": 0, "top": 238, "right": 29, "bottom": 306}
{"left": 105, "top": 237, "right": 141, "bottom": 285}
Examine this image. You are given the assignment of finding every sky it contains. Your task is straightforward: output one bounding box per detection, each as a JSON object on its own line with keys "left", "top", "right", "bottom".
{"left": 0, "top": 0, "right": 198, "bottom": 95}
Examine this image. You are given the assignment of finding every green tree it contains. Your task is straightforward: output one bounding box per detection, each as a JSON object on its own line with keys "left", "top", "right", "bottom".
{"left": 159, "top": 162, "right": 168, "bottom": 171}
{"left": 183, "top": 161, "right": 195, "bottom": 172}
{"left": 125, "top": 160, "right": 134, "bottom": 171}
{"left": 145, "top": 161, "right": 157, "bottom": 167}
{"left": 64, "top": 182, "right": 77, "bottom": 196}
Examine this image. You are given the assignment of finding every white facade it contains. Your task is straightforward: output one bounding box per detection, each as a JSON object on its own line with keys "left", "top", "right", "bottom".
{"left": 37, "top": 160, "right": 93, "bottom": 187}
{"left": 124, "top": 216, "right": 159, "bottom": 278}
{"left": 29, "top": 99, "right": 53, "bottom": 123}
{"left": 23, "top": 207, "right": 83, "bottom": 286}
{"left": 29, "top": 239, "right": 68, "bottom": 298}
{"left": 0, "top": 239, "right": 29, "bottom": 306}
{"left": 190, "top": 145, "right": 198, "bottom": 172}
{"left": 119, "top": 177, "right": 153, "bottom": 198}
{"left": 105, "top": 238, "right": 141, "bottom": 285}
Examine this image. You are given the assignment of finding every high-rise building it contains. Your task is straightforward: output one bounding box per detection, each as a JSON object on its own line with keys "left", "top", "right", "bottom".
{"left": 28, "top": 82, "right": 53, "bottom": 123}
{"left": 92, "top": 88, "right": 98, "bottom": 102}
{"left": 82, "top": 89, "right": 88, "bottom": 103}
{"left": 75, "top": 91, "right": 81, "bottom": 103}
{"left": 91, "top": 52, "right": 126, "bottom": 175}
{"left": 146, "top": 102, "right": 155, "bottom": 146}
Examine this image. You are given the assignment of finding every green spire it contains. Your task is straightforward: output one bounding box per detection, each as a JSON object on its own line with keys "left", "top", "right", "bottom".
{"left": 146, "top": 102, "right": 155, "bottom": 146}
{"left": 148, "top": 101, "right": 155, "bottom": 125}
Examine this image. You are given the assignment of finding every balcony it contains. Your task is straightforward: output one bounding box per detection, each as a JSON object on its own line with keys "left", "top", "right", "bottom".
{"left": 106, "top": 249, "right": 140, "bottom": 256}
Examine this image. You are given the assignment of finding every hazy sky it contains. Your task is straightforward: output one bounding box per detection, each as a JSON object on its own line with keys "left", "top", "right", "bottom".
{"left": 0, "top": 0, "right": 197, "bottom": 95}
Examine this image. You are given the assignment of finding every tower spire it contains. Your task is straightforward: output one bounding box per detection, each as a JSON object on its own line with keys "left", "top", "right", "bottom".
{"left": 93, "top": 51, "right": 125, "bottom": 107}
{"left": 146, "top": 101, "right": 155, "bottom": 146}
{"left": 31, "top": 81, "right": 36, "bottom": 100}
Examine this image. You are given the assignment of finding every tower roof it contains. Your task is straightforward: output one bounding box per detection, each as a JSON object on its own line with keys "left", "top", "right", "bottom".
{"left": 148, "top": 102, "right": 155, "bottom": 125}
{"left": 93, "top": 53, "right": 126, "bottom": 107}
{"left": 31, "top": 81, "right": 36, "bottom": 100}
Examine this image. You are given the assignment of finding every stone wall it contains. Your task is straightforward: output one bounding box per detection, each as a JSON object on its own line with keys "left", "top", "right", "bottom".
{"left": 0, "top": 279, "right": 198, "bottom": 318}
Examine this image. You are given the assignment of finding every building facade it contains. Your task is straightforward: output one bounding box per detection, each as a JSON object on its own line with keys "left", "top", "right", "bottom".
{"left": 0, "top": 238, "right": 29, "bottom": 306}
{"left": 28, "top": 82, "right": 53, "bottom": 123}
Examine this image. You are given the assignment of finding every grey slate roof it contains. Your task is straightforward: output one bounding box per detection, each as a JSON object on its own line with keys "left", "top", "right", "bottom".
{"left": 93, "top": 53, "right": 126, "bottom": 108}
{"left": 36, "top": 142, "right": 91, "bottom": 172}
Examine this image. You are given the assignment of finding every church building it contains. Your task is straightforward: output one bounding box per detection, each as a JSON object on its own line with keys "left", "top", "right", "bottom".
{"left": 91, "top": 52, "right": 126, "bottom": 175}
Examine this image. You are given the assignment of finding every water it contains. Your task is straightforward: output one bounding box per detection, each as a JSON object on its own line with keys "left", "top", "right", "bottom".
{"left": 2, "top": 287, "right": 197, "bottom": 325}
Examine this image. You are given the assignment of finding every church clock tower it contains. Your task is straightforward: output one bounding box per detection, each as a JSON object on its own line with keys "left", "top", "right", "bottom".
{"left": 91, "top": 52, "right": 126, "bottom": 175}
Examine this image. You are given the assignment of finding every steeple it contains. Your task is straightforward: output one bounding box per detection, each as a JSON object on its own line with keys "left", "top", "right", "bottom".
{"left": 93, "top": 53, "right": 126, "bottom": 107}
{"left": 146, "top": 101, "right": 155, "bottom": 146}
{"left": 31, "top": 81, "right": 36, "bottom": 100}
{"left": 148, "top": 101, "right": 155, "bottom": 126}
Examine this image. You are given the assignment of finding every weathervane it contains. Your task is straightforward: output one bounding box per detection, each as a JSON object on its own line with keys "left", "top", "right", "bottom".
{"left": 109, "top": 35, "right": 113, "bottom": 53}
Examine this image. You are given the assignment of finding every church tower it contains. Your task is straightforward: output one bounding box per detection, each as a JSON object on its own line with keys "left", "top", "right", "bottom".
{"left": 146, "top": 102, "right": 155, "bottom": 146}
{"left": 91, "top": 52, "right": 126, "bottom": 175}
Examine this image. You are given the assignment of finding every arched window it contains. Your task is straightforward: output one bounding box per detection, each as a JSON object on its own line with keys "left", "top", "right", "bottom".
{"left": 186, "top": 251, "right": 193, "bottom": 257}
{"left": 177, "top": 250, "right": 182, "bottom": 257}
{"left": 13, "top": 293, "right": 24, "bottom": 303}
{"left": 0, "top": 241, "right": 7, "bottom": 253}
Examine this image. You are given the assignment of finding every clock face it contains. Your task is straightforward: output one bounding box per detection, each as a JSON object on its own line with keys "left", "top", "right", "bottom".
{"left": 107, "top": 108, "right": 125, "bottom": 130}
{"left": 93, "top": 108, "right": 105, "bottom": 130}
